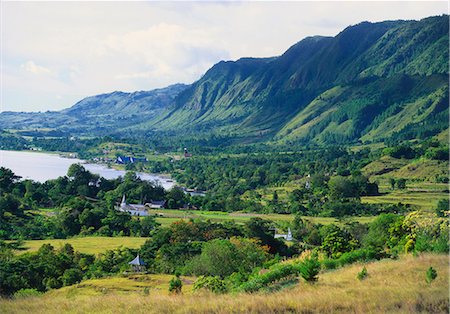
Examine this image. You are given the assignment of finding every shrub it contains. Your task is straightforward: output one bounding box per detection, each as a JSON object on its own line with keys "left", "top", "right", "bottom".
{"left": 168, "top": 275, "right": 182, "bottom": 294}
{"left": 62, "top": 268, "right": 83, "bottom": 286}
{"left": 299, "top": 253, "right": 320, "bottom": 282}
{"left": 357, "top": 266, "right": 368, "bottom": 281}
{"left": 240, "top": 263, "right": 301, "bottom": 292}
{"left": 425, "top": 267, "right": 437, "bottom": 284}
{"left": 193, "top": 276, "right": 228, "bottom": 294}
{"left": 322, "top": 248, "right": 382, "bottom": 270}
{"left": 321, "top": 259, "right": 338, "bottom": 270}
{"left": 13, "top": 288, "right": 42, "bottom": 298}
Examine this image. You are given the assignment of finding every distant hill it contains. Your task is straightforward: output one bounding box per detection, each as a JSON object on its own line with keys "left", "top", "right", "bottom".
{"left": 0, "top": 84, "right": 187, "bottom": 136}
{"left": 1, "top": 15, "right": 448, "bottom": 144}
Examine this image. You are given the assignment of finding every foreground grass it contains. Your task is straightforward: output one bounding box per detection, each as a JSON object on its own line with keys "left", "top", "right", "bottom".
{"left": 19, "top": 237, "right": 148, "bottom": 255}
{"left": 2, "top": 254, "right": 447, "bottom": 313}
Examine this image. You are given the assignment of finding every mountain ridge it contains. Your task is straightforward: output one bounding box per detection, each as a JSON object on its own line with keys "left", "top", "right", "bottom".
{"left": 1, "top": 15, "right": 448, "bottom": 144}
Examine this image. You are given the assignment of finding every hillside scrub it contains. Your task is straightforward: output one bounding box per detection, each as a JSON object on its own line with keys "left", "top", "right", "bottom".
{"left": 0, "top": 254, "right": 447, "bottom": 313}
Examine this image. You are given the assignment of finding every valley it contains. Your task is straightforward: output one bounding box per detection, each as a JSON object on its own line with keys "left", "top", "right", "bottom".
{"left": 0, "top": 12, "right": 448, "bottom": 314}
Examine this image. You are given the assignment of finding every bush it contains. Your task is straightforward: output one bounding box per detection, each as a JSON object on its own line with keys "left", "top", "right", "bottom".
{"left": 357, "top": 266, "right": 368, "bottom": 281}
{"left": 62, "top": 268, "right": 83, "bottom": 286}
{"left": 13, "top": 288, "right": 42, "bottom": 298}
{"left": 240, "top": 263, "right": 301, "bottom": 292}
{"left": 322, "top": 248, "right": 382, "bottom": 270}
{"left": 298, "top": 253, "right": 320, "bottom": 282}
{"left": 168, "top": 275, "right": 182, "bottom": 294}
{"left": 193, "top": 276, "right": 228, "bottom": 294}
{"left": 425, "top": 267, "right": 437, "bottom": 284}
{"left": 321, "top": 259, "right": 338, "bottom": 270}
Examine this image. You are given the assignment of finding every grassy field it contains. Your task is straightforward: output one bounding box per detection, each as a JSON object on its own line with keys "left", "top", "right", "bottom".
{"left": 361, "top": 181, "right": 448, "bottom": 210}
{"left": 18, "top": 237, "right": 148, "bottom": 255}
{"left": 2, "top": 254, "right": 447, "bottom": 313}
{"left": 149, "top": 209, "right": 375, "bottom": 227}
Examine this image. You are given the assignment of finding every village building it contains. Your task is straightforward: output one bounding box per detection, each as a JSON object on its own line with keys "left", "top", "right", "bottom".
{"left": 128, "top": 254, "right": 146, "bottom": 273}
{"left": 147, "top": 200, "right": 166, "bottom": 209}
{"left": 118, "top": 195, "right": 148, "bottom": 216}
{"left": 116, "top": 156, "right": 147, "bottom": 164}
{"left": 183, "top": 147, "right": 192, "bottom": 158}
{"left": 274, "top": 228, "right": 293, "bottom": 241}
{"left": 118, "top": 195, "right": 166, "bottom": 216}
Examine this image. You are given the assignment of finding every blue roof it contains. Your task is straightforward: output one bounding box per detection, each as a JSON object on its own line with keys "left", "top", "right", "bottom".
{"left": 129, "top": 254, "right": 146, "bottom": 266}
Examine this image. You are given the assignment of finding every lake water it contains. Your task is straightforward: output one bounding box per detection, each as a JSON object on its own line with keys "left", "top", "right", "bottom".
{"left": 0, "top": 150, "right": 175, "bottom": 190}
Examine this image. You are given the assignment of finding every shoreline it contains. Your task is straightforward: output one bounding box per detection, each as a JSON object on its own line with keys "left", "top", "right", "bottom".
{"left": 0, "top": 149, "right": 176, "bottom": 189}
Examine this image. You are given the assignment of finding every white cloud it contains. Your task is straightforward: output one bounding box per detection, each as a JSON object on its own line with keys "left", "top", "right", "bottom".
{"left": 20, "top": 61, "right": 52, "bottom": 75}
{"left": 2, "top": 1, "right": 448, "bottom": 112}
{"left": 114, "top": 72, "right": 152, "bottom": 80}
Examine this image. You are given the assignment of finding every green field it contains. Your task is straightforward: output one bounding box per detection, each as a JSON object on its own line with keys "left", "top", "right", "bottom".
{"left": 361, "top": 181, "right": 448, "bottom": 210}
{"left": 149, "top": 209, "right": 375, "bottom": 227}
{"left": 49, "top": 274, "right": 196, "bottom": 297}
{"left": 19, "top": 236, "right": 148, "bottom": 255}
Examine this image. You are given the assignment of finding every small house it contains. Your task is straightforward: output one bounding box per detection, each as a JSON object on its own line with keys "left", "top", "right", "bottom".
{"left": 118, "top": 195, "right": 148, "bottom": 216}
{"left": 129, "top": 254, "right": 146, "bottom": 273}
{"left": 145, "top": 200, "right": 167, "bottom": 209}
{"left": 116, "top": 156, "right": 147, "bottom": 164}
{"left": 274, "top": 228, "right": 293, "bottom": 241}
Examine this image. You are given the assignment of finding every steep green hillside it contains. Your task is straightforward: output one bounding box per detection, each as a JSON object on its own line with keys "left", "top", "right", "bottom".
{"left": 149, "top": 15, "right": 448, "bottom": 144}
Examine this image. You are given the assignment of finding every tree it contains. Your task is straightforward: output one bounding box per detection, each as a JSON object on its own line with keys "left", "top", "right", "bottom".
{"left": 396, "top": 179, "right": 406, "bottom": 190}
{"left": 61, "top": 268, "right": 83, "bottom": 286}
{"left": 140, "top": 216, "right": 159, "bottom": 237}
{"left": 299, "top": 252, "right": 320, "bottom": 282}
{"left": 363, "top": 214, "right": 406, "bottom": 251}
{"left": 168, "top": 275, "right": 182, "bottom": 294}
{"left": 320, "top": 224, "right": 358, "bottom": 258}
{"left": 389, "top": 178, "right": 396, "bottom": 190}
{"left": 245, "top": 218, "right": 288, "bottom": 255}
{"left": 435, "top": 199, "right": 449, "bottom": 217}
{"left": 0, "top": 167, "right": 20, "bottom": 194}
{"left": 272, "top": 190, "right": 278, "bottom": 203}
{"left": 328, "top": 176, "right": 355, "bottom": 199}
{"left": 186, "top": 238, "right": 267, "bottom": 278}
{"left": 167, "top": 186, "right": 187, "bottom": 209}
{"left": 425, "top": 266, "right": 437, "bottom": 284}
{"left": 193, "top": 276, "right": 227, "bottom": 293}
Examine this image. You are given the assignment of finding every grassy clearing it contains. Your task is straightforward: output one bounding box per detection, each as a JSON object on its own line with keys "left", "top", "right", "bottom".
{"left": 48, "top": 274, "right": 195, "bottom": 297}
{"left": 362, "top": 156, "right": 448, "bottom": 182}
{"left": 18, "top": 237, "right": 148, "bottom": 255}
{"left": 2, "top": 254, "right": 447, "bottom": 313}
{"left": 361, "top": 181, "right": 448, "bottom": 210}
{"left": 150, "top": 209, "right": 375, "bottom": 226}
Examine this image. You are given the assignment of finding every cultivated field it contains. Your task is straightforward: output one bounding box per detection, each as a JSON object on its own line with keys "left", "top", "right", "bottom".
{"left": 18, "top": 236, "right": 148, "bottom": 255}
{"left": 1, "top": 254, "right": 447, "bottom": 313}
{"left": 149, "top": 209, "right": 375, "bottom": 227}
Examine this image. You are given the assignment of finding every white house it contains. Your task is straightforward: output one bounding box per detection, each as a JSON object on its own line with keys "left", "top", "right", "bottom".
{"left": 274, "top": 228, "right": 293, "bottom": 241}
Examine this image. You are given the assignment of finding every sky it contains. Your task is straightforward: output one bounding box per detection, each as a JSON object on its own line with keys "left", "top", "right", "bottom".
{"left": 1, "top": 1, "right": 448, "bottom": 112}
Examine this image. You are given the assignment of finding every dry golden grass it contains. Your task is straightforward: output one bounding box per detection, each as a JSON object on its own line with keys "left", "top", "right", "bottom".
{"left": 1, "top": 254, "right": 448, "bottom": 313}
{"left": 18, "top": 237, "right": 148, "bottom": 255}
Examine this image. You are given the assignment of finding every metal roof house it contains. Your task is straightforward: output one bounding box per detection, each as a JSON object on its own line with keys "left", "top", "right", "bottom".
{"left": 116, "top": 156, "right": 147, "bottom": 164}
{"left": 129, "top": 254, "right": 146, "bottom": 273}
{"left": 274, "top": 228, "right": 293, "bottom": 241}
{"left": 118, "top": 195, "right": 148, "bottom": 216}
